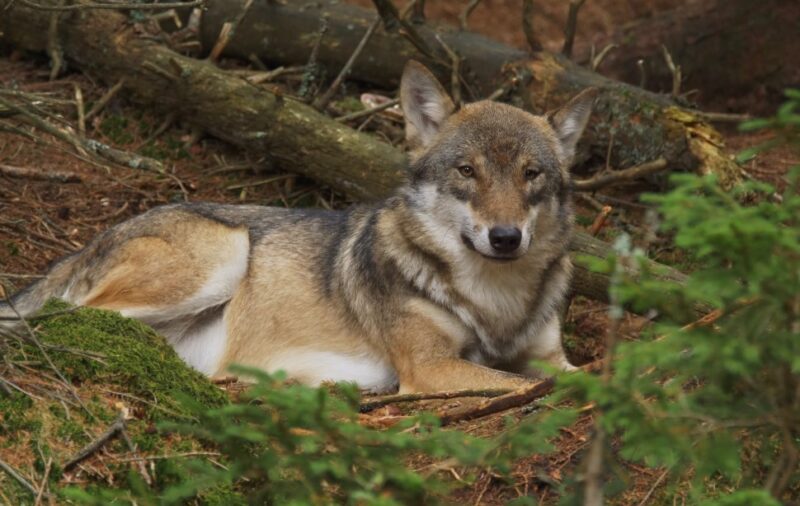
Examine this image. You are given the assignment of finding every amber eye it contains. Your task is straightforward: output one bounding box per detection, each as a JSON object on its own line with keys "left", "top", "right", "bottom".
{"left": 457, "top": 165, "right": 475, "bottom": 178}
{"left": 524, "top": 167, "right": 541, "bottom": 180}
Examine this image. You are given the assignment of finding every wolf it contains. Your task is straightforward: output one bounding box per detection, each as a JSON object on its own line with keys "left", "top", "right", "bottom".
{"left": 1, "top": 61, "right": 596, "bottom": 393}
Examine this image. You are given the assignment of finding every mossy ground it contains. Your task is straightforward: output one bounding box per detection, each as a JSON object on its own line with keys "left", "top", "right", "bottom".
{"left": 0, "top": 300, "right": 243, "bottom": 504}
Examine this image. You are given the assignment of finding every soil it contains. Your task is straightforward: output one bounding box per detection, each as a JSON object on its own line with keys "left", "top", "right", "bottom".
{"left": 1, "top": 1, "right": 797, "bottom": 504}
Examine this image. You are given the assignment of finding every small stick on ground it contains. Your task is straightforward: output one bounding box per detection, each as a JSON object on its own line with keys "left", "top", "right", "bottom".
{"left": 360, "top": 388, "right": 512, "bottom": 413}
{"left": 561, "top": 0, "right": 586, "bottom": 58}
{"left": 0, "top": 458, "right": 40, "bottom": 499}
{"left": 34, "top": 457, "right": 53, "bottom": 506}
{"left": 522, "top": 0, "right": 543, "bottom": 52}
{"left": 85, "top": 78, "right": 125, "bottom": 122}
{"left": 246, "top": 65, "right": 305, "bottom": 85}
{"left": 588, "top": 205, "right": 613, "bottom": 236}
{"left": 0, "top": 164, "right": 82, "bottom": 183}
{"left": 335, "top": 97, "right": 399, "bottom": 123}
{"left": 64, "top": 411, "right": 127, "bottom": 471}
{"left": 458, "top": 0, "right": 481, "bottom": 31}
{"left": 314, "top": 15, "right": 381, "bottom": 111}
{"left": 572, "top": 158, "right": 668, "bottom": 192}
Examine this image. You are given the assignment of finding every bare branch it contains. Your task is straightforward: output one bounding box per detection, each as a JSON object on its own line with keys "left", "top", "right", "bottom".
{"left": 458, "top": 0, "right": 481, "bottom": 31}
{"left": 314, "top": 16, "right": 381, "bottom": 111}
{"left": 207, "top": 0, "right": 253, "bottom": 63}
{"left": 561, "top": 0, "right": 586, "bottom": 58}
{"left": 572, "top": 158, "right": 669, "bottom": 192}
{"left": 522, "top": 0, "right": 542, "bottom": 52}
{"left": 661, "top": 44, "right": 682, "bottom": 97}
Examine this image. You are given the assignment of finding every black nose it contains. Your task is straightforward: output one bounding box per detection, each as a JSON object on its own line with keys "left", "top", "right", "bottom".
{"left": 488, "top": 226, "right": 522, "bottom": 254}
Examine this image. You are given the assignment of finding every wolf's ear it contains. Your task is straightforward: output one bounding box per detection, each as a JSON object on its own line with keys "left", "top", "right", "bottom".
{"left": 401, "top": 60, "right": 455, "bottom": 149}
{"left": 547, "top": 87, "right": 598, "bottom": 162}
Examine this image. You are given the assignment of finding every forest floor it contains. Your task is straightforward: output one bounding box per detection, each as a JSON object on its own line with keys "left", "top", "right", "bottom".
{"left": 0, "top": 1, "right": 797, "bottom": 504}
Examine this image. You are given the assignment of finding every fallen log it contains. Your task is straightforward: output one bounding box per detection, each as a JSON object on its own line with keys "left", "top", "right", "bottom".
{"left": 577, "top": 0, "right": 800, "bottom": 112}
{"left": 0, "top": 0, "right": 690, "bottom": 310}
{"left": 199, "top": 0, "right": 740, "bottom": 187}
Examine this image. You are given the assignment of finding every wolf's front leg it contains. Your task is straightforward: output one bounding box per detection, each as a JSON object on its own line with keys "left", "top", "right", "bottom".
{"left": 513, "top": 315, "right": 577, "bottom": 376}
{"left": 388, "top": 300, "right": 534, "bottom": 394}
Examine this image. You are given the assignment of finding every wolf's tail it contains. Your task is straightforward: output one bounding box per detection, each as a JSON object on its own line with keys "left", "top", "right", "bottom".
{"left": 0, "top": 253, "right": 85, "bottom": 329}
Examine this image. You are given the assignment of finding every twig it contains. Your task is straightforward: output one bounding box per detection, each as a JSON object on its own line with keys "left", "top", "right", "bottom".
{"left": 19, "top": 0, "right": 204, "bottom": 11}
{"left": 85, "top": 78, "right": 125, "bottom": 122}
{"left": 0, "top": 458, "right": 39, "bottom": 498}
{"left": 588, "top": 205, "right": 612, "bottom": 236}
{"left": 371, "top": 0, "right": 435, "bottom": 58}
{"left": 434, "top": 34, "right": 462, "bottom": 107}
{"left": 437, "top": 361, "right": 604, "bottom": 426}
{"left": 299, "top": 16, "right": 329, "bottom": 100}
{"left": 371, "top": 0, "right": 402, "bottom": 31}
{"left": 115, "top": 451, "right": 221, "bottom": 462}
{"left": 561, "top": 0, "right": 586, "bottom": 58}
{"left": 245, "top": 65, "right": 305, "bottom": 85}
{"left": 34, "top": 457, "right": 52, "bottom": 505}
{"left": 314, "top": 16, "right": 381, "bottom": 111}
{"left": 590, "top": 43, "right": 617, "bottom": 71}
{"left": 458, "top": 0, "right": 481, "bottom": 30}
{"left": 73, "top": 84, "right": 86, "bottom": 137}
{"left": 46, "top": 1, "right": 64, "bottom": 81}
{"left": 572, "top": 158, "right": 668, "bottom": 192}
{"left": 637, "top": 468, "right": 669, "bottom": 506}
{"left": 522, "top": 0, "right": 542, "bottom": 52}
{"left": 688, "top": 110, "right": 751, "bottom": 123}
{"left": 360, "top": 388, "right": 511, "bottom": 413}
{"left": 226, "top": 173, "right": 295, "bottom": 191}
{"left": 335, "top": 97, "right": 400, "bottom": 123}
{"left": 1, "top": 286, "right": 95, "bottom": 420}
{"left": 637, "top": 59, "right": 647, "bottom": 89}
{"left": 207, "top": 0, "right": 253, "bottom": 63}
{"left": 64, "top": 412, "right": 127, "bottom": 470}
{"left": 0, "top": 164, "right": 82, "bottom": 183}
{"left": 661, "top": 45, "right": 681, "bottom": 97}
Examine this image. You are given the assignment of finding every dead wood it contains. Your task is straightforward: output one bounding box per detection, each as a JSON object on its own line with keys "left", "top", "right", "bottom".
{"left": 0, "top": 0, "right": 692, "bottom": 311}
{"left": 198, "top": 0, "right": 741, "bottom": 187}
{"left": 578, "top": 0, "right": 800, "bottom": 111}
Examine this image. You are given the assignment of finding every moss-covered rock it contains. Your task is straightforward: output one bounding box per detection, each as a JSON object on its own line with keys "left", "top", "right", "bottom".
{"left": 0, "top": 300, "right": 240, "bottom": 504}
{"left": 31, "top": 299, "right": 228, "bottom": 417}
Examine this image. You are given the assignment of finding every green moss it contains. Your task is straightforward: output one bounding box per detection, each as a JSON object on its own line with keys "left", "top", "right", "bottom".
{"left": 99, "top": 114, "right": 135, "bottom": 145}
{"left": 30, "top": 299, "right": 228, "bottom": 419}
{"left": 0, "top": 392, "right": 36, "bottom": 434}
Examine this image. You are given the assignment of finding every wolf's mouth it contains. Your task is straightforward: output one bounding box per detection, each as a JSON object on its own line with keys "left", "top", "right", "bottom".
{"left": 461, "top": 234, "right": 519, "bottom": 262}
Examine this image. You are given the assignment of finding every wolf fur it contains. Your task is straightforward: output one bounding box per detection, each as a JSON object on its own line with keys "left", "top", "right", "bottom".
{"left": 1, "top": 61, "right": 596, "bottom": 393}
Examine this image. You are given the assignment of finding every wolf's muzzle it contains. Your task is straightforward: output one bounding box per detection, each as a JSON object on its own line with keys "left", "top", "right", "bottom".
{"left": 488, "top": 226, "right": 522, "bottom": 254}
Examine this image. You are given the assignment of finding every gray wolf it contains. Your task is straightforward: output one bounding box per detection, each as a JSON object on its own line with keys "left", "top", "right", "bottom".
{"left": 1, "top": 61, "right": 596, "bottom": 393}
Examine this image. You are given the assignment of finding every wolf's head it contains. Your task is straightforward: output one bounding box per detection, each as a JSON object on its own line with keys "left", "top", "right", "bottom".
{"left": 400, "top": 60, "right": 596, "bottom": 262}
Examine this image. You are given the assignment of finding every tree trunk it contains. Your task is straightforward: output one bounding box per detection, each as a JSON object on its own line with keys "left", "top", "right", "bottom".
{"left": 199, "top": 0, "right": 740, "bottom": 186}
{"left": 578, "top": 0, "right": 800, "bottom": 111}
{"left": 0, "top": 0, "right": 691, "bottom": 312}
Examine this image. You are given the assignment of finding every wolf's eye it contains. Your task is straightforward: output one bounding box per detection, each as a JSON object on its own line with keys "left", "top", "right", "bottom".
{"left": 457, "top": 165, "right": 475, "bottom": 178}
{"left": 524, "top": 168, "right": 541, "bottom": 180}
